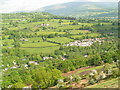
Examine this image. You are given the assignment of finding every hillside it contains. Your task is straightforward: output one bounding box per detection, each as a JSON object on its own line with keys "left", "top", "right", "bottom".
{"left": 36, "top": 2, "right": 118, "bottom": 18}
{"left": 1, "top": 11, "right": 119, "bottom": 89}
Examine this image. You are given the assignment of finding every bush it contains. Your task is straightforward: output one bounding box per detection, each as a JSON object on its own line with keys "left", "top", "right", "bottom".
{"left": 88, "top": 78, "right": 96, "bottom": 85}
{"left": 112, "top": 68, "right": 119, "bottom": 78}
{"left": 64, "top": 77, "right": 70, "bottom": 82}
{"left": 72, "top": 75, "right": 81, "bottom": 83}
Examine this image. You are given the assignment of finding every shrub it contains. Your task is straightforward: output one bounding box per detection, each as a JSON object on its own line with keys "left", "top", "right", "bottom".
{"left": 112, "top": 68, "right": 119, "bottom": 78}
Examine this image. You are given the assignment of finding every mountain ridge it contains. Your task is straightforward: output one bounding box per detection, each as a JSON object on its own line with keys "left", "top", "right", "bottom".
{"left": 35, "top": 2, "right": 118, "bottom": 18}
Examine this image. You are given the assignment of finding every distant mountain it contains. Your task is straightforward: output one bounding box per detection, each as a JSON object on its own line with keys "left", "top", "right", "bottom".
{"left": 36, "top": 2, "right": 118, "bottom": 18}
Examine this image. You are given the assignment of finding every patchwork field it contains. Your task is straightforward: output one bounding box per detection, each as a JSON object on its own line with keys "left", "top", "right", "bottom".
{"left": 70, "top": 33, "right": 100, "bottom": 39}
{"left": 86, "top": 78, "right": 119, "bottom": 88}
{"left": 21, "top": 42, "right": 58, "bottom": 48}
{"left": 69, "top": 30, "right": 90, "bottom": 34}
{"left": 47, "top": 37, "right": 74, "bottom": 44}
{"left": 36, "top": 31, "right": 66, "bottom": 35}
{"left": 21, "top": 46, "right": 59, "bottom": 54}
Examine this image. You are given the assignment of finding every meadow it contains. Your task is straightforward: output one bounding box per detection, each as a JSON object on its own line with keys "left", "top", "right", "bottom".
{"left": 47, "top": 37, "right": 74, "bottom": 44}
{"left": 21, "top": 46, "right": 59, "bottom": 55}
{"left": 21, "top": 42, "right": 58, "bottom": 48}
{"left": 70, "top": 33, "right": 100, "bottom": 39}
{"left": 2, "top": 12, "right": 118, "bottom": 89}
{"left": 86, "top": 78, "right": 118, "bottom": 88}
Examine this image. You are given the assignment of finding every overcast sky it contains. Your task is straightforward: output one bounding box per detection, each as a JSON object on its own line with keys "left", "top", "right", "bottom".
{"left": 0, "top": 0, "right": 119, "bottom": 13}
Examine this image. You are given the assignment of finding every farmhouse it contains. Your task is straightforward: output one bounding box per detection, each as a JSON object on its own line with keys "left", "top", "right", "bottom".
{"left": 23, "top": 84, "right": 32, "bottom": 88}
{"left": 24, "top": 64, "right": 28, "bottom": 68}
{"left": 29, "top": 61, "right": 39, "bottom": 65}
{"left": 12, "top": 60, "right": 16, "bottom": 65}
{"left": 22, "top": 58, "right": 26, "bottom": 60}
{"left": 3, "top": 68, "right": 8, "bottom": 71}
{"left": 20, "top": 38, "right": 28, "bottom": 41}
{"left": 84, "top": 55, "right": 88, "bottom": 57}
{"left": 61, "top": 57, "right": 67, "bottom": 61}
{"left": 43, "top": 57, "right": 53, "bottom": 60}
{"left": 65, "top": 40, "right": 93, "bottom": 47}
{"left": 41, "top": 23, "right": 49, "bottom": 26}
{"left": 10, "top": 65, "right": 20, "bottom": 69}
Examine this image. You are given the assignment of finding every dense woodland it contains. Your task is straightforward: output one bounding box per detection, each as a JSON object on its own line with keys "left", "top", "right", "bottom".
{"left": 1, "top": 12, "right": 119, "bottom": 88}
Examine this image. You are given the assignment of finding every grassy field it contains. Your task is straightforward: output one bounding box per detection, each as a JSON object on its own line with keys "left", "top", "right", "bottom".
{"left": 36, "top": 31, "right": 66, "bottom": 35}
{"left": 58, "top": 25, "right": 83, "bottom": 30}
{"left": 69, "top": 30, "right": 90, "bottom": 34}
{"left": 21, "top": 46, "right": 59, "bottom": 54}
{"left": 47, "top": 37, "right": 74, "bottom": 44}
{"left": 86, "top": 78, "right": 119, "bottom": 88}
{"left": 70, "top": 33, "right": 100, "bottom": 39}
{"left": 76, "top": 66, "right": 103, "bottom": 74}
{"left": 24, "top": 37, "right": 43, "bottom": 43}
{"left": 21, "top": 42, "right": 58, "bottom": 48}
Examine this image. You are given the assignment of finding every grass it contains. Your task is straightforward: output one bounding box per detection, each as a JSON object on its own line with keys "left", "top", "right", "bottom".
{"left": 56, "top": 25, "right": 81, "bottom": 30}
{"left": 25, "top": 37, "right": 43, "bottom": 43}
{"left": 70, "top": 33, "right": 100, "bottom": 39}
{"left": 47, "top": 37, "right": 74, "bottom": 44}
{"left": 76, "top": 66, "right": 103, "bottom": 74}
{"left": 76, "top": 63, "right": 116, "bottom": 74}
{"left": 9, "top": 27, "right": 19, "bottom": 30}
{"left": 36, "top": 31, "right": 66, "bottom": 35}
{"left": 21, "top": 42, "right": 58, "bottom": 48}
{"left": 2, "top": 39, "right": 14, "bottom": 46}
{"left": 69, "top": 30, "right": 90, "bottom": 34}
{"left": 86, "top": 78, "right": 119, "bottom": 88}
{"left": 21, "top": 46, "right": 59, "bottom": 54}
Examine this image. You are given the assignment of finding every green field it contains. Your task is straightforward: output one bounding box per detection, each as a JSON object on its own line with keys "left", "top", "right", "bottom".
{"left": 21, "top": 46, "right": 59, "bottom": 54}
{"left": 86, "top": 78, "right": 118, "bottom": 88}
{"left": 70, "top": 33, "right": 100, "bottom": 39}
{"left": 47, "top": 37, "right": 74, "bottom": 44}
{"left": 76, "top": 66, "right": 103, "bottom": 74}
{"left": 24, "top": 37, "right": 43, "bottom": 43}
{"left": 21, "top": 42, "right": 58, "bottom": 48}
{"left": 36, "top": 31, "right": 66, "bottom": 35}
{"left": 69, "top": 30, "right": 90, "bottom": 34}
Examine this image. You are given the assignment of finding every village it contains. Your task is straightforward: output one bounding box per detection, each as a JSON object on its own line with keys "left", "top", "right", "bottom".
{"left": 64, "top": 38, "right": 105, "bottom": 47}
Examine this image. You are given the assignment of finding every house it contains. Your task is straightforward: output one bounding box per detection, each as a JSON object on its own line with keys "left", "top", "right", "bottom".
{"left": 3, "top": 68, "right": 8, "bottom": 71}
{"left": 22, "top": 58, "right": 26, "bottom": 60}
{"left": 23, "top": 84, "right": 32, "bottom": 89}
{"left": 20, "top": 38, "right": 28, "bottom": 41}
{"left": 10, "top": 65, "right": 19, "bottom": 69}
{"left": 43, "top": 57, "right": 53, "bottom": 60}
{"left": 24, "top": 64, "right": 28, "bottom": 68}
{"left": 12, "top": 60, "right": 16, "bottom": 65}
{"left": 61, "top": 57, "right": 67, "bottom": 61}
{"left": 41, "top": 23, "right": 49, "bottom": 26}
{"left": 65, "top": 40, "right": 93, "bottom": 47}
{"left": 29, "top": 61, "right": 39, "bottom": 65}
{"left": 84, "top": 55, "right": 88, "bottom": 57}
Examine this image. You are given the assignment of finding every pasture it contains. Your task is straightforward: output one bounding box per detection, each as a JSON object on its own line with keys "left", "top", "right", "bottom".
{"left": 70, "top": 33, "right": 100, "bottom": 39}
{"left": 69, "top": 30, "right": 90, "bottom": 34}
{"left": 21, "top": 46, "right": 59, "bottom": 54}
{"left": 36, "top": 31, "right": 66, "bottom": 35}
{"left": 21, "top": 42, "right": 58, "bottom": 48}
{"left": 47, "top": 37, "right": 74, "bottom": 44}
{"left": 86, "top": 78, "right": 118, "bottom": 88}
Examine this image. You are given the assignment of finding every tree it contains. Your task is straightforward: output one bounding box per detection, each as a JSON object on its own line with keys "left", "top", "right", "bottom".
{"left": 59, "top": 19, "right": 63, "bottom": 24}
{"left": 12, "top": 82, "right": 25, "bottom": 88}
{"left": 13, "top": 42, "right": 20, "bottom": 48}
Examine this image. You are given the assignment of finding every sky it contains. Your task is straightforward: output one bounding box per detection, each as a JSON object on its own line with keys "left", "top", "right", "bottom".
{"left": 0, "top": 0, "right": 119, "bottom": 13}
